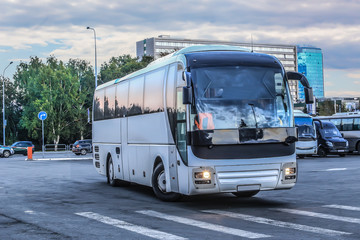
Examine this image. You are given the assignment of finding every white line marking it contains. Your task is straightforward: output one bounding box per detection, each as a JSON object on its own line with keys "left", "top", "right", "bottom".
{"left": 76, "top": 212, "right": 186, "bottom": 240}
{"left": 203, "top": 210, "right": 351, "bottom": 236}
{"left": 325, "top": 168, "right": 347, "bottom": 171}
{"left": 275, "top": 208, "right": 360, "bottom": 224}
{"left": 33, "top": 158, "right": 92, "bottom": 161}
{"left": 324, "top": 205, "right": 360, "bottom": 211}
{"left": 24, "top": 210, "right": 35, "bottom": 214}
{"left": 137, "top": 210, "right": 270, "bottom": 239}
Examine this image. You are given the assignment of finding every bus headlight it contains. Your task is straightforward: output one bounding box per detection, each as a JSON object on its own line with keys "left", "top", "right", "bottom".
{"left": 345, "top": 141, "right": 349, "bottom": 147}
{"left": 282, "top": 162, "right": 297, "bottom": 183}
{"left": 193, "top": 168, "right": 216, "bottom": 188}
{"left": 194, "top": 171, "right": 211, "bottom": 179}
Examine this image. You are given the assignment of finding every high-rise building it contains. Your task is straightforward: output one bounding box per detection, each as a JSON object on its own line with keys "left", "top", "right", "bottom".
{"left": 297, "top": 45, "right": 324, "bottom": 100}
{"left": 136, "top": 36, "right": 299, "bottom": 101}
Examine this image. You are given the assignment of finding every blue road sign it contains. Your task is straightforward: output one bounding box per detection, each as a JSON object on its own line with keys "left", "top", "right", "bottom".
{"left": 38, "top": 111, "right": 47, "bottom": 121}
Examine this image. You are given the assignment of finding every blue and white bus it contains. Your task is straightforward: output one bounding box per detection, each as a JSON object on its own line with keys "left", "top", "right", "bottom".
{"left": 294, "top": 110, "right": 317, "bottom": 158}
{"left": 91, "top": 45, "right": 313, "bottom": 201}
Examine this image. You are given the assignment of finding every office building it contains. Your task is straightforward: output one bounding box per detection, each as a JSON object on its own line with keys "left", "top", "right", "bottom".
{"left": 136, "top": 36, "right": 299, "bottom": 100}
{"left": 297, "top": 45, "right": 324, "bottom": 100}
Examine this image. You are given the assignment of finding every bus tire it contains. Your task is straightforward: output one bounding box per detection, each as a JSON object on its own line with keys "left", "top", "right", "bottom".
{"left": 106, "top": 156, "right": 130, "bottom": 187}
{"left": 356, "top": 142, "right": 360, "bottom": 154}
{"left": 152, "top": 162, "right": 181, "bottom": 202}
{"left": 232, "top": 191, "right": 259, "bottom": 198}
{"left": 318, "top": 147, "right": 326, "bottom": 157}
{"left": 107, "top": 156, "right": 119, "bottom": 187}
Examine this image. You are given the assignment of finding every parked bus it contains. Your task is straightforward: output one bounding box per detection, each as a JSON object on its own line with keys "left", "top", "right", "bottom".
{"left": 92, "top": 45, "right": 313, "bottom": 201}
{"left": 315, "top": 114, "right": 360, "bottom": 153}
{"left": 294, "top": 110, "right": 317, "bottom": 158}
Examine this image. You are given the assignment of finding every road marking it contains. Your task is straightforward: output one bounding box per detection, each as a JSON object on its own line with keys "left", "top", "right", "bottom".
{"left": 33, "top": 158, "right": 92, "bottom": 161}
{"left": 325, "top": 168, "right": 347, "bottom": 171}
{"left": 324, "top": 205, "right": 360, "bottom": 211}
{"left": 24, "top": 210, "right": 35, "bottom": 214}
{"left": 76, "top": 212, "right": 186, "bottom": 240}
{"left": 137, "top": 210, "right": 270, "bottom": 239}
{"left": 275, "top": 208, "right": 360, "bottom": 224}
{"left": 202, "top": 210, "right": 351, "bottom": 236}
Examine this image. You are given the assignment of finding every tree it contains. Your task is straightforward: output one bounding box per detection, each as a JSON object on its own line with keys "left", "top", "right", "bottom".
{"left": 100, "top": 55, "right": 153, "bottom": 83}
{"left": 14, "top": 56, "right": 95, "bottom": 146}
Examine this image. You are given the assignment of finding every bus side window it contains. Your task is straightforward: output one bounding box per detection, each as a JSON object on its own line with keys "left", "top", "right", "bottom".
{"left": 354, "top": 118, "right": 360, "bottom": 130}
{"left": 94, "top": 89, "right": 104, "bottom": 121}
{"left": 342, "top": 118, "right": 354, "bottom": 131}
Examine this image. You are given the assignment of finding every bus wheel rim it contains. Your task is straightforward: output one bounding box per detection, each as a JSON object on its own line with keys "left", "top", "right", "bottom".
{"left": 157, "top": 170, "right": 166, "bottom": 192}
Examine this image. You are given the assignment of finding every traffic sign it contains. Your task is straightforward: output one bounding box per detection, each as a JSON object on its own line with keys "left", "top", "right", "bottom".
{"left": 38, "top": 111, "right": 47, "bottom": 121}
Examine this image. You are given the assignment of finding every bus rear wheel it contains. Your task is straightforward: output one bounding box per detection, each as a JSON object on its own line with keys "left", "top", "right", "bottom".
{"left": 152, "top": 162, "right": 181, "bottom": 202}
{"left": 107, "top": 156, "right": 130, "bottom": 187}
{"left": 232, "top": 191, "right": 259, "bottom": 198}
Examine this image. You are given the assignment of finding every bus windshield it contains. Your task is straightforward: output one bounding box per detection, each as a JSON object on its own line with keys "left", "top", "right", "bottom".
{"left": 295, "top": 117, "right": 316, "bottom": 139}
{"left": 190, "top": 65, "right": 291, "bottom": 130}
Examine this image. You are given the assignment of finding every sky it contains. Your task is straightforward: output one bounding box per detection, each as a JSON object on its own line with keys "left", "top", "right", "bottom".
{"left": 0, "top": 0, "right": 359, "bottom": 98}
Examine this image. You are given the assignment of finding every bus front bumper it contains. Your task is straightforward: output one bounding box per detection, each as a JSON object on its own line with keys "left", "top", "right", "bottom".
{"left": 187, "top": 162, "right": 297, "bottom": 195}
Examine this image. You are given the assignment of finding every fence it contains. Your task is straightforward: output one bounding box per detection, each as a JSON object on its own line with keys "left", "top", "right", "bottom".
{"left": 44, "top": 144, "right": 73, "bottom": 152}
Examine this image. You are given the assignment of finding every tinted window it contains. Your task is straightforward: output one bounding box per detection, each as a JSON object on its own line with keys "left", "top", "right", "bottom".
{"left": 115, "top": 81, "right": 129, "bottom": 118}
{"left": 166, "top": 64, "right": 177, "bottom": 139}
{"left": 128, "top": 76, "right": 144, "bottom": 116}
{"left": 104, "top": 86, "right": 116, "bottom": 119}
{"left": 329, "top": 118, "right": 341, "bottom": 130}
{"left": 94, "top": 90, "right": 104, "bottom": 121}
{"left": 354, "top": 118, "right": 360, "bottom": 130}
{"left": 342, "top": 118, "right": 353, "bottom": 131}
{"left": 144, "top": 68, "right": 165, "bottom": 113}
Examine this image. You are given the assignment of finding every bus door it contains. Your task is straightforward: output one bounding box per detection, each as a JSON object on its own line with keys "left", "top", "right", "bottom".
{"left": 120, "top": 117, "right": 130, "bottom": 181}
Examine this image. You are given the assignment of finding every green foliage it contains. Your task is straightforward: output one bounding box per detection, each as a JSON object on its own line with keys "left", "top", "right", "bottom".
{"left": 14, "top": 56, "right": 94, "bottom": 146}
{"left": 6, "top": 53, "right": 153, "bottom": 147}
{"left": 100, "top": 55, "right": 153, "bottom": 83}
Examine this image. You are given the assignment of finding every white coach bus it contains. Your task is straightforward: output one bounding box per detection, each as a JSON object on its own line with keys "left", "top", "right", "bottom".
{"left": 92, "top": 45, "right": 313, "bottom": 201}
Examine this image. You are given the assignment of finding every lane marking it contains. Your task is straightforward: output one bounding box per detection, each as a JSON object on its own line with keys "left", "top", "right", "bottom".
{"left": 137, "top": 210, "right": 270, "bottom": 239}
{"left": 202, "top": 210, "right": 351, "bottom": 236}
{"left": 275, "top": 208, "right": 360, "bottom": 224}
{"left": 325, "top": 168, "right": 347, "bottom": 171}
{"left": 76, "top": 212, "right": 186, "bottom": 240}
{"left": 33, "top": 158, "right": 92, "bottom": 161}
{"left": 324, "top": 205, "right": 360, "bottom": 211}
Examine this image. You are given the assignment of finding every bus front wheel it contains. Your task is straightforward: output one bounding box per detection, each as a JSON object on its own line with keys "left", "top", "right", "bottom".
{"left": 152, "top": 162, "right": 181, "bottom": 202}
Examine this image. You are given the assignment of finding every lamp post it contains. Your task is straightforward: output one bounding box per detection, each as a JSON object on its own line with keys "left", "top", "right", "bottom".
{"left": 2, "top": 61, "right": 13, "bottom": 145}
{"left": 86, "top": 27, "right": 98, "bottom": 88}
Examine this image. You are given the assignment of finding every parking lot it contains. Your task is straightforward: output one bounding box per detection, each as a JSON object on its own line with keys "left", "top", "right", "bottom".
{"left": 0, "top": 153, "right": 359, "bottom": 239}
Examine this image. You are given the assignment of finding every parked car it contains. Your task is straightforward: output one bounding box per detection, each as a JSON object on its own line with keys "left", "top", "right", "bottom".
{"left": 314, "top": 120, "right": 349, "bottom": 157}
{"left": 11, "top": 141, "right": 35, "bottom": 155}
{"left": 72, "top": 139, "right": 92, "bottom": 155}
{"left": 0, "top": 145, "right": 15, "bottom": 158}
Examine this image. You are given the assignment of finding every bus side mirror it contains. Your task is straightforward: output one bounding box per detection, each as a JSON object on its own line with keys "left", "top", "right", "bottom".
{"left": 183, "top": 86, "right": 192, "bottom": 105}
{"left": 304, "top": 87, "right": 314, "bottom": 104}
{"left": 286, "top": 71, "right": 314, "bottom": 104}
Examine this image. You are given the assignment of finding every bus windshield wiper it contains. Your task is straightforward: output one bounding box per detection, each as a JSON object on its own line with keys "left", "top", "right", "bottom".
{"left": 248, "top": 103, "right": 258, "bottom": 129}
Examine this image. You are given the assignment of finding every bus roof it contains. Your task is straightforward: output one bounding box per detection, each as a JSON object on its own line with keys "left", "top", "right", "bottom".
{"left": 95, "top": 45, "right": 252, "bottom": 91}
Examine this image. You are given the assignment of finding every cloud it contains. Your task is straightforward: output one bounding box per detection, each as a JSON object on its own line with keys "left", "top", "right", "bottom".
{"left": 348, "top": 73, "right": 360, "bottom": 79}
{"left": 354, "top": 81, "right": 360, "bottom": 85}
{"left": 325, "top": 90, "right": 360, "bottom": 97}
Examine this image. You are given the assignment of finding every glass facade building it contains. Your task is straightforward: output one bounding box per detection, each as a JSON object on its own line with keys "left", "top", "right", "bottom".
{"left": 297, "top": 46, "right": 324, "bottom": 100}
{"left": 137, "top": 36, "right": 299, "bottom": 101}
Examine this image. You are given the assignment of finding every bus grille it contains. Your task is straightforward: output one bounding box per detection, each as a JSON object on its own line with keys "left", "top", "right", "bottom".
{"left": 334, "top": 142, "right": 346, "bottom": 147}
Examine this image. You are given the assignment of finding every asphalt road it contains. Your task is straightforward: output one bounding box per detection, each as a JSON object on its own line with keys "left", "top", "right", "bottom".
{"left": 0, "top": 153, "right": 359, "bottom": 240}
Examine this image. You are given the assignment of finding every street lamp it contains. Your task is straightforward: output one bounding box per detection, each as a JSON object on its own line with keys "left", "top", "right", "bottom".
{"left": 86, "top": 26, "right": 98, "bottom": 88}
{"left": 2, "top": 61, "right": 13, "bottom": 145}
